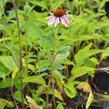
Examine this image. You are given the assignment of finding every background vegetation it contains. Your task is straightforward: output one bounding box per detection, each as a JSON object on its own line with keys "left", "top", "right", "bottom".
{"left": 0, "top": 0, "right": 109, "bottom": 109}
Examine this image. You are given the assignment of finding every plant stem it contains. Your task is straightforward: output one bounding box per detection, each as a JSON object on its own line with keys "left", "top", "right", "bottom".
{"left": 11, "top": 80, "right": 19, "bottom": 109}
{"left": 12, "top": 0, "right": 24, "bottom": 108}
{"left": 46, "top": 86, "right": 49, "bottom": 109}
{"left": 25, "top": 39, "right": 29, "bottom": 95}
{"left": 67, "top": 66, "right": 69, "bottom": 79}
{"left": 52, "top": 79, "right": 56, "bottom": 109}
{"left": 51, "top": 34, "right": 56, "bottom": 109}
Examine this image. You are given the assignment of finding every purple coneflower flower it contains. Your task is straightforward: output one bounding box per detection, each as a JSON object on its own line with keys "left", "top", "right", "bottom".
{"left": 48, "top": 9, "right": 70, "bottom": 27}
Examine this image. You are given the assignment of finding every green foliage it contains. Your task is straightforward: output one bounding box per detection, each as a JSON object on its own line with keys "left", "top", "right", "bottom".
{"left": 64, "top": 82, "right": 77, "bottom": 98}
{"left": 57, "top": 103, "right": 64, "bottom": 109}
{"left": 23, "top": 76, "right": 45, "bottom": 85}
{"left": 0, "top": 98, "right": 14, "bottom": 109}
{"left": 0, "top": 0, "right": 109, "bottom": 109}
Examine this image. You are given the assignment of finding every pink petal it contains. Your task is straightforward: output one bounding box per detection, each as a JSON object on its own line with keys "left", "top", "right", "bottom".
{"left": 54, "top": 17, "right": 59, "bottom": 27}
{"left": 48, "top": 15, "right": 56, "bottom": 26}
{"left": 63, "top": 15, "right": 70, "bottom": 24}
{"left": 60, "top": 16, "right": 68, "bottom": 27}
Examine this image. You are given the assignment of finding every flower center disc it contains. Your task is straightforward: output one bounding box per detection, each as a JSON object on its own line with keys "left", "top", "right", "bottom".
{"left": 53, "top": 9, "right": 65, "bottom": 17}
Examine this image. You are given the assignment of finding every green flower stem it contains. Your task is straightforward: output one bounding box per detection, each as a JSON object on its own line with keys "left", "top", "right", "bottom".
{"left": 52, "top": 78, "right": 56, "bottom": 109}
{"left": 51, "top": 27, "right": 59, "bottom": 109}
{"left": 46, "top": 25, "right": 59, "bottom": 109}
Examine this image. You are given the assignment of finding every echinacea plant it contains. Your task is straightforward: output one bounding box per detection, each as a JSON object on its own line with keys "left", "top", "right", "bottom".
{"left": 48, "top": 9, "right": 70, "bottom": 27}
{"left": 1, "top": 1, "right": 109, "bottom": 109}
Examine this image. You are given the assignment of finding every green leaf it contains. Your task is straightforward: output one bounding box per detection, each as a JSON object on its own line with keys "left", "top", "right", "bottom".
{"left": 54, "top": 89, "right": 63, "bottom": 101}
{"left": 57, "top": 103, "right": 64, "bottom": 109}
{"left": 0, "top": 78, "right": 11, "bottom": 89}
{"left": 36, "top": 60, "right": 49, "bottom": 68}
{"left": 38, "top": 85, "right": 46, "bottom": 96}
{"left": 74, "top": 34, "right": 100, "bottom": 41}
{"left": 64, "top": 82, "right": 77, "bottom": 99}
{"left": 0, "top": 56, "right": 17, "bottom": 71}
{"left": 40, "top": 35, "right": 53, "bottom": 49}
{"left": 101, "top": 47, "right": 109, "bottom": 60}
{"left": 0, "top": 24, "right": 5, "bottom": 30}
{"left": 86, "top": 92, "right": 93, "bottom": 109}
{"left": 36, "top": 60, "right": 50, "bottom": 72}
{"left": 53, "top": 70, "right": 65, "bottom": 89}
{"left": 56, "top": 46, "right": 70, "bottom": 55}
{"left": 23, "top": 76, "right": 45, "bottom": 85}
{"left": 85, "top": 58, "right": 99, "bottom": 67}
{"left": 0, "top": 101, "right": 4, "bottom": 109}
{"left": 29, "top": 0, "right": 48, "bottom": 10}
{"left": 104, "top": 95, "right": 109, "bottom": 101}
{"left": 0, "top": 98, "right": 14, "bottom": 108}
{"left": 75, "top": 45, "right": 101, "bottom": 65}
{"left": 71, "top": 66, "right": 94, "bottom": 80}
{"left": 61, "top": 59, "right": 74, "bottom": 65}
{"left": 54, "top": 52, "right": 69, "bottom": 64}
{"left": 24, "top": 21, "right": 41, "bottom": 36}
{"left": 51, "top": 0, "right": 66, "bottom": 10}
{"left": 37, "top": 65, "right": 49, "bottom": 72}
{"left": 0, "top": 62, "right": 10, "bottom": 79}
{"left": 14, "top": 90, "right": 27, "bottom": 104}
{"left": 26, "top": 95, "right": 40, "bottom": 109}
{"left": 0, "top": 37, "right": 11, "bottom": 42}
{"left": 34, "top": 11, "right": 48, "bottom": 24}
{"left": 53, "top": 64, "right": 65, "bottom": 70}
{"left": 53, "top": 70, "right": 66, "bottom": 79}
